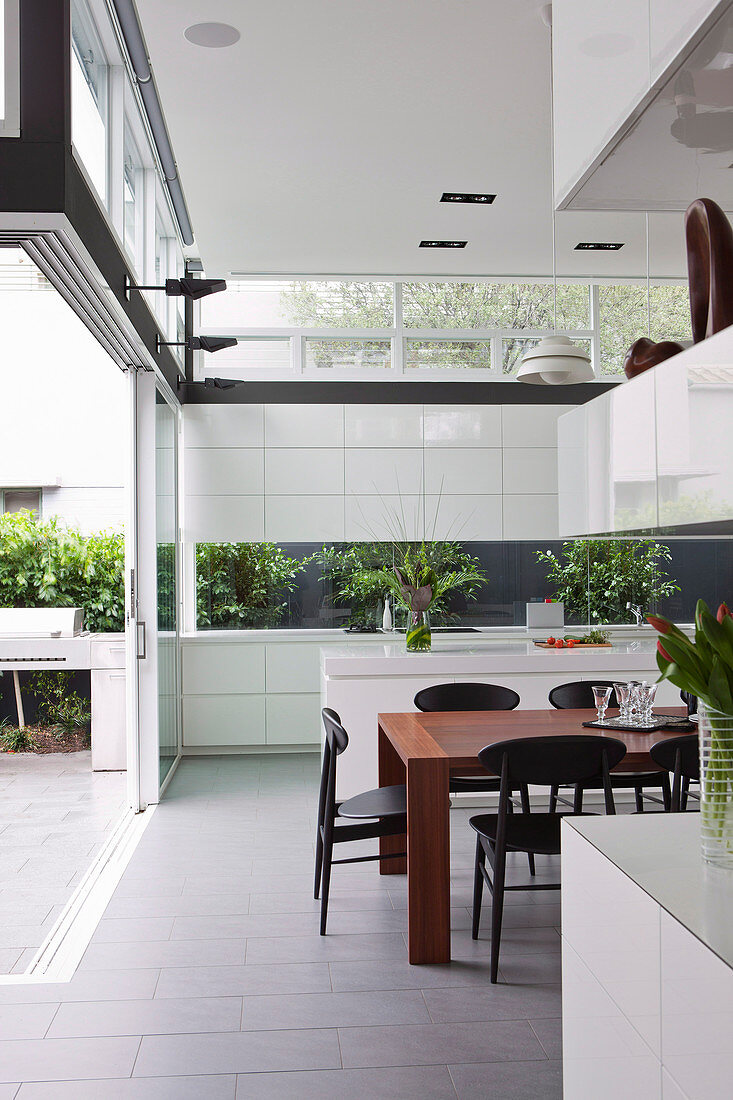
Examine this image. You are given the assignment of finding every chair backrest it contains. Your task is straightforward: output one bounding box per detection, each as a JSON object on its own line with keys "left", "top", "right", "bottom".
{"left": 479, "top": 735, "right": 626, "bottom": 817}
{"left": 680, "top": 690, "right": 698, "bottom": 716}
{"left": 317, "top": 708, "right": 349, "bottom": 833}
{"left": 549, "top": 680, "right": 617, "bottom": 710}
{"left": 414, "top": 682, "right": 520, "bottom": 712}
{"left": 650, "top": 734, "right": 699, "bottom": 811}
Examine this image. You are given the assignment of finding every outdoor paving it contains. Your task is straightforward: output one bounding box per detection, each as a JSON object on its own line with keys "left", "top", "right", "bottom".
{"left": 0, "top": 753, "right": 563, "bottom": 1097}
{"left": 0, "top": 751, "right": 127, "bottom": 975}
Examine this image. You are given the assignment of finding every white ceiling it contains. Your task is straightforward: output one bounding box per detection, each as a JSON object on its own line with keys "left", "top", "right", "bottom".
{"left": 135, "top": 0, "right": 688, "bottom": 279}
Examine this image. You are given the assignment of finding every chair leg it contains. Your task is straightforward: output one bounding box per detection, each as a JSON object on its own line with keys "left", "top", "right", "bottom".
{"left": 661, "top": 774, "right": 672, "bottom": 812}
{"left": 635, "top": 785, "right": 644, "bottom": 813}
{"left": 573, "top": 784, "right": 584, "bottom": 813}
{"left": 519, "top": 784, "right": 535, "bottom": 876}
{"left": 549, "top": 784, "right": 559, "bottom": 813}
{"left": 319, "top": 834, "right": 334, "bottom": 936}
{"left": 681, "top": 776, "right": 690, "bottom": 812}
{"left": 314, "top": 826, "right": 324, "bottom": 900}
{"left": 472, "top": 834, "right": 485, "bottom": 940}
{"left": 490, "top": 844, "right": 507, "bottom": 984}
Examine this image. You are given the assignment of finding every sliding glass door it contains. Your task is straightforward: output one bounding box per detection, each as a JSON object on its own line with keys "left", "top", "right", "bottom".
{"left": 155, "top": 391, "right": 180, "bottom": 787}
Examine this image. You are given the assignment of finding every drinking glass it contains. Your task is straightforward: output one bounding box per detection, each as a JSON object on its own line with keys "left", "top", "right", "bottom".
{"left": 613, "top": 682, "right": 630, "bottom": 721}
{"left": 592, "top": 685, "right": 612, "bottom": 723}
{"left": 642, "top": 682, "right": 657, "bottom": 723}
{"left": 626, "top": 681, "right": 641, "bottom": 725}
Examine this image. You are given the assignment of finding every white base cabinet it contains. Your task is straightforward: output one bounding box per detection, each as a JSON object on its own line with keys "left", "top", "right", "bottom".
{"left": 562, "top": 816, "right": 733, "bottom": 1100}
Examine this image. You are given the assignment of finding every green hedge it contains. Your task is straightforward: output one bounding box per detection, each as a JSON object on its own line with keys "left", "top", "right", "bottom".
{"left": 0, "top": 512, "right": 124, "bottom": 632}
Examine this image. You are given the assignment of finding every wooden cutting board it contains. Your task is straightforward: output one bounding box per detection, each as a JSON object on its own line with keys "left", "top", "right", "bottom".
{"left": 532, "top": 641, "right": 612, "bottom": 648}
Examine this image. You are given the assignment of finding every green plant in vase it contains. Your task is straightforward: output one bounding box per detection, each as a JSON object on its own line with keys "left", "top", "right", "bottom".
{"left": 378, "top": 543, "right": 486, "bottom": 652}
{"left": 648, "top": 600, "right": 733, "bottom": 867}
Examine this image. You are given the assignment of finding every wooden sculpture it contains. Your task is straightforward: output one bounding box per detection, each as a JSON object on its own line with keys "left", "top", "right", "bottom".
{"left": 623, "top": 197, "right": 733, "bottom": 379}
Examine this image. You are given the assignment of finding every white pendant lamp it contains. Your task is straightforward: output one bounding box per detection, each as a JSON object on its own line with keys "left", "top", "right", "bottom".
{"left": 517, "top": 334, "right": 594, "bottom": 384}
{"left": 518, "top": 5, "right": 593, "bottom": 386}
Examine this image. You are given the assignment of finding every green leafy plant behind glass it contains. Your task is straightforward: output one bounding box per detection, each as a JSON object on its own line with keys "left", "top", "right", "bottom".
{"left": 0, "top": 512, "right": 124, "bottom": 632}
{"left": 537, "top": 539, "right": 679, "bottom": 624}
{"left": 308, "top": 542, "right": 487, "bottom": 627}
{"left": 196, "top": 543, "right": 304, "bottom": 629}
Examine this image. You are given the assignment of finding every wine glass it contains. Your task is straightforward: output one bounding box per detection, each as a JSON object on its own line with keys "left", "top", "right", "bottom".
{"left": 613, "top": 682, "right": 630, "bottom": 721}
{"left": 592, "top": 685, "right": 612, "bottom": 723}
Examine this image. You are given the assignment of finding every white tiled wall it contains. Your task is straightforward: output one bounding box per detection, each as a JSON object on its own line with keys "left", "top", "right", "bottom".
{"left": 183, "top": 402, "right": 576, "bottom": 542}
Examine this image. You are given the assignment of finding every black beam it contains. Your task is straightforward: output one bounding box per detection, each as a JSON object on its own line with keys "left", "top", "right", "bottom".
{"left": 179, "top": 380, "right": 619, "bottom": 405}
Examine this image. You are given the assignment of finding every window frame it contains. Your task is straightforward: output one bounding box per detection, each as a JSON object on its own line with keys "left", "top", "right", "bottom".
{"left": 0, "top": 487, "right": 42, "bottom": 516}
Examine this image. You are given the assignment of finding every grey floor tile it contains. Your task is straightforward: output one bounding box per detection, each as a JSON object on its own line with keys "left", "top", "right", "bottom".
{"left": 47, "top": 996, "right": 242, "bottom": 1038}
{"left": 329, "top": 959, "right": 491, "bottom": 993}
{"left": 497, "top": 952, "right": 563, "bottom": 985}
{"left": 92, "top": 918, "right": 174, "bottom": 943}
{"left": 154, "top": 963, "right": 332, "bottom": 1000}
{"left": 529, "top": 1017, "right": 563, "bottom": 1058}
{"left": 423, "top": 984, "right": 562, "bottom": 1023}
{"left": 449, "top": 1059, "right": 562, "bottom": 1100}
{"left": 0, "top": 1006, "right": 59, "bottom": 1041}
{"left": 78, "top": 938, "right": 246, "bottom": 971}
{"left": 241, "top": 990, "right": 430, "bottom": 1031}
{"left": 233, "top": 1066, "right": 458, "bottom": 1100}
{"left": 338, "top": 1020, "right": 546, "bottom": 1068}
{"left": 134, "top": 1028, "right": 341, "bottom": 1077}
{"left": 16, "top": 1075, "right": 237, "bottom": 1099}
{"left": 245, "top": 933, "right": 408, "bottom": 965}
{"left": 0, "top": 970, "right": 160, "bottom": 1006}
{"left": 0, "top": 1037, "right": 140, "bottom": 1083}
{"left": 104, "top": 894, "right": 252, "bottom": 919}
{"left": 248, "top": 891, "right": 393, "bottom": 915}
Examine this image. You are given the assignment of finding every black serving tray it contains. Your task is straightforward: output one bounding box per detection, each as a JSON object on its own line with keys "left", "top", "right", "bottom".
{"left": 582, "top": 713, "right": 695, "bottom": 733}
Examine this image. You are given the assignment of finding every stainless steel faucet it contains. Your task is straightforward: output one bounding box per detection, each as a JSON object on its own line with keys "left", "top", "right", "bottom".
{"left": 626, "top": 602, "right": 644, "bottom": 626}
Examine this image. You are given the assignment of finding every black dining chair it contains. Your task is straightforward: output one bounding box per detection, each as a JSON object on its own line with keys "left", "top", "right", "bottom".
{"left": 470, "top": 734, "right": 627, "bottom": 982}
{"left": 650, "top": 734, "right": 700, "bottom": 812}
{"left": 315, "top": 708, "right": 406, "bottom": 935}
{"left": 547, "top": 680, "right": 671, "bottom": 813}
{"left": 414, "top": 682, "right": 535, "bottom": 874}
{"left": 414, "top": 682, "right": 520, "bottom": 796}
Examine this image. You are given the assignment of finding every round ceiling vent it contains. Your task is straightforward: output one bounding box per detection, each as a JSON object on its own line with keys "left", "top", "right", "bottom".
{"left": 184, "top": 22, "right": 240, "bottom": 48}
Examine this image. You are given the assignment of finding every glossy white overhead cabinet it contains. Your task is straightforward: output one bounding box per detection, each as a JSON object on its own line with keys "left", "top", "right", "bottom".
{"left": 557, "top": 327, "right": 733, "bottom": 535}
{"left": 552, "top": 0, "right": 725, "bottom": 208}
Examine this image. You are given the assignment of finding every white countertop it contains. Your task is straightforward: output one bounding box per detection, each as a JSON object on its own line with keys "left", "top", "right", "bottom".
{"left": 565, "top": 814, "right": 733, "bottom": 971}
{"left": 321, "top": 639, "right": 662, "bottom": 676}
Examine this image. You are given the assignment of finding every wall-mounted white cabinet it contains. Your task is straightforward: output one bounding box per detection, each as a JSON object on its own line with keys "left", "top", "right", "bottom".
{"left": 557, "top": 327, "right": 733, "bottom": 535}
{"left": 553, "top": 0, "right": 724, "bottom": 208}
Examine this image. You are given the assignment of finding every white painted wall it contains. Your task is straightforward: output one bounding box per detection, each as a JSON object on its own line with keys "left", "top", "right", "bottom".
{"left": 182, "top": 402, "right": 577, "bottom": 545}
{"left": 0, "top": 277, "right": 127, "bottom": 533}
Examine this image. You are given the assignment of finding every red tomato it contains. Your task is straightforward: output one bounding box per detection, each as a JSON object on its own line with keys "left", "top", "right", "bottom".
{"left": 567, "top": 639, "right": 576, "bottom": 648}
{"left": 554, "top": 639, "right": 564, "bottom": 648}
{"left": 546, "top": 636, "right": 555, "bottom": 645}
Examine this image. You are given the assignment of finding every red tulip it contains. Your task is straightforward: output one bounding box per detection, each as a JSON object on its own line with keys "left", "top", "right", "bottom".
{"left": 657, "top": 639, "right": 673, "bottom": 662}
{"left": 647, "top": 614, "right": 671, "bottom": 634}
{"left": 717, "top": 602, "right": 732, "bottom": 623}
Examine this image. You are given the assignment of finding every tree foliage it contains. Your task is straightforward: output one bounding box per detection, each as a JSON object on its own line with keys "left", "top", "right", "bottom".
{"left": 196, "top": 542, "right": 304, "bottom": 629}
{"left": 537, "top": 539, "right": 680, "bottom": 624}
{"left": 0, "top": 511, "right": 124, "bottom": 632}
{"left": 278, "top": 279, "right": 692, "bottom": 376}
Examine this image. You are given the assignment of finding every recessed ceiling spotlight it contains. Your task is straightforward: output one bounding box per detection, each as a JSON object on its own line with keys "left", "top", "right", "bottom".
{"left": 440, "top": 193, "right": 496, "bottom": 204}
{"left": 574, "top": 242, "right": 624, "bottom": 251}
{"left": 184, "top": 22, "right": 240, "bottom": 48}
{"left": 419, "top": 240, "right": 467, "bottom": 248}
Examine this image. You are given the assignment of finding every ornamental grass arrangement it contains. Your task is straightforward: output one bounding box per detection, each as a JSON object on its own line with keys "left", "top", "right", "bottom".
{"left": 648, "top": 599, "right": 733, "bottom": 866}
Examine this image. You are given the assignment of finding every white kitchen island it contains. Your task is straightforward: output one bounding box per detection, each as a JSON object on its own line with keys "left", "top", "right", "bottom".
{"left": 562, "top": 814, "right": 733, "bottom": 1100}
{"left": 320, "top": 637, "right": 680, "bottom": 798}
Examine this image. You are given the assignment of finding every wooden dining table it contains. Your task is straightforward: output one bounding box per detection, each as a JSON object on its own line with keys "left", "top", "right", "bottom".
{"left": 377, "top": 707, "right": 694, "bottom": 964}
